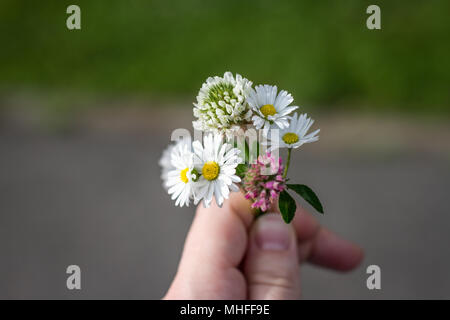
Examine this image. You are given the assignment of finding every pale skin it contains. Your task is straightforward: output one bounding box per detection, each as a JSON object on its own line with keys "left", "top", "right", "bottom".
{"left": 164, "top": 192, "right": 363, "bottom": 299}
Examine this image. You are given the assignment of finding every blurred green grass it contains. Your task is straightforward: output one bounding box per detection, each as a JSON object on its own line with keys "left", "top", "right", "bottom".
{"left": 0, "top": 0, "right": 449, "bottom": 113}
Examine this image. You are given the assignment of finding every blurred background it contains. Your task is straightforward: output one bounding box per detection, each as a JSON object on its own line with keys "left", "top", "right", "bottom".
{"left": 0, "top": 0, "right": 449, "bottom": 299}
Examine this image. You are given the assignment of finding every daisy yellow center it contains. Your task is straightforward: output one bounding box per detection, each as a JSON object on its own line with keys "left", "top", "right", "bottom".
{"left": 260, "top": 104, "right": 276, "bottom": 118}
{"left": 282, "top": 132, "right": 299, "bottom": 145}
{"left": 202, "top": 161, "right": 220, "bottom": 181}
{"left": 180, "top": 167, "right": 189, "bottom": 183}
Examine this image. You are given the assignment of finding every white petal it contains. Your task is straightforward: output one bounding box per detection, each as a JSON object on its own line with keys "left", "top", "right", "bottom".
{"left": 229, "top": 183, "right": 240, "bottom": 192}
{"left": 278, "top": 105, "right": 298, "bottom": 117}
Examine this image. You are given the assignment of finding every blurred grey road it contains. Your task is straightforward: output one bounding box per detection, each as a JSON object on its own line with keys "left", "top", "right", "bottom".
{"left": 1, "top": 111, "right": 450, "bottom": 299}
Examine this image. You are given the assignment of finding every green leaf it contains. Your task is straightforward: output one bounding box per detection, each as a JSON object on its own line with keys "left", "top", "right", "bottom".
{"left": 244, "top": 139, "right": 250, "bottom": 164}
{"left": 235, "top": 163, "right": 248, "bottom": 179}
{"left": 249, "top": 139, "right": 260, "bottom": 163}
{"left": 278, "top": 190, "right": 296, "bottom": 223}
{"left": 287, "top": 184, "right": 324, "bottom": 214}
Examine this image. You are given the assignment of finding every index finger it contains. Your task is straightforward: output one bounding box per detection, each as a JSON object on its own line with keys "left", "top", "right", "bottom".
{"left": 292, "top": 205, "right": 364, "bottom": 271}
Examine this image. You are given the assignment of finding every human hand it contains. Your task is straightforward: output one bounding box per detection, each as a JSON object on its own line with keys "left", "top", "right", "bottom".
{"left": 164, "top": 192, "right": 363, "bottom": 300}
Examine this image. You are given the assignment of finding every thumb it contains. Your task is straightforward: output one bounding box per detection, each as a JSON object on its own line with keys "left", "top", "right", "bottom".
{"left": 244, "top": 213, "right": 300, "bottom": 300}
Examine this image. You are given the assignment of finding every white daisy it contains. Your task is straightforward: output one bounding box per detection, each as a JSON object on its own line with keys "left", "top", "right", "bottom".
{"left": 165, "top": 141, "right": 197, "bottom": 207}
{"left": 192, "top": 133, "right": 242, "bottom": 207}
{"left": 193, "top": 72, "right": 253, "bottom": 136}
{"left": 159, "top": 139, "right": 191, "bottom": 189}
{"left": 248, "top": 85, "right": 299, "bottom": 130}
{"left": 266, "top": 113, "right": 320, "bottom": 150}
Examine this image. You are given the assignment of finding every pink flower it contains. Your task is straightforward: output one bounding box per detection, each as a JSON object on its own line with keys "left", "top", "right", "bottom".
{"left": 243, "top": 152, "right": 286, "bottom": 212}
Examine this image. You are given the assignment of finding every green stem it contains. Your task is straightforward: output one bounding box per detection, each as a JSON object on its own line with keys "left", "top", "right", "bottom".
{"left": 283, "top": 148, "right": 292, "bottom": 179}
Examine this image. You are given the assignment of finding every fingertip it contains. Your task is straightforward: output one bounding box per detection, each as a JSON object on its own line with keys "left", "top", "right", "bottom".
{"left": 310, "top": 228, "right": 364, "bottom": 272}
{"left": 228, "top": 191, "right": 254, "bottom": 228}
{"left": 340, "top": 243, "right": 364, "bottom": 271}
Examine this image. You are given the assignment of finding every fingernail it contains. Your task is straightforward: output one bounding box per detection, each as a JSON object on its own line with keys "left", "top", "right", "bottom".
{"left": 254, "top": 213, "right": 291, "bottom": 251}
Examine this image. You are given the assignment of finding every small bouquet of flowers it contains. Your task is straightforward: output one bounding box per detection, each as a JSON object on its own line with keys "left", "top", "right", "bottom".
{"left": 159, "top": 72, "right": 323, "bottom": 223}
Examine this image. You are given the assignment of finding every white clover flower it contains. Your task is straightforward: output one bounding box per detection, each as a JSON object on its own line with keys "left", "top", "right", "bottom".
{"left": 165, "top": 141, "right": 198, "bottom": 207}
{"left": 193, "top": 72, "right": 253, "bottom": 136}
{"left": 192, "top": 133, "right": 242, "bottom": 207}
{"left": 265, "top": 113, "right": 320, "bottom": 150}
{"left": 248, "top": 85, "right": 299, "bottom": 130}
